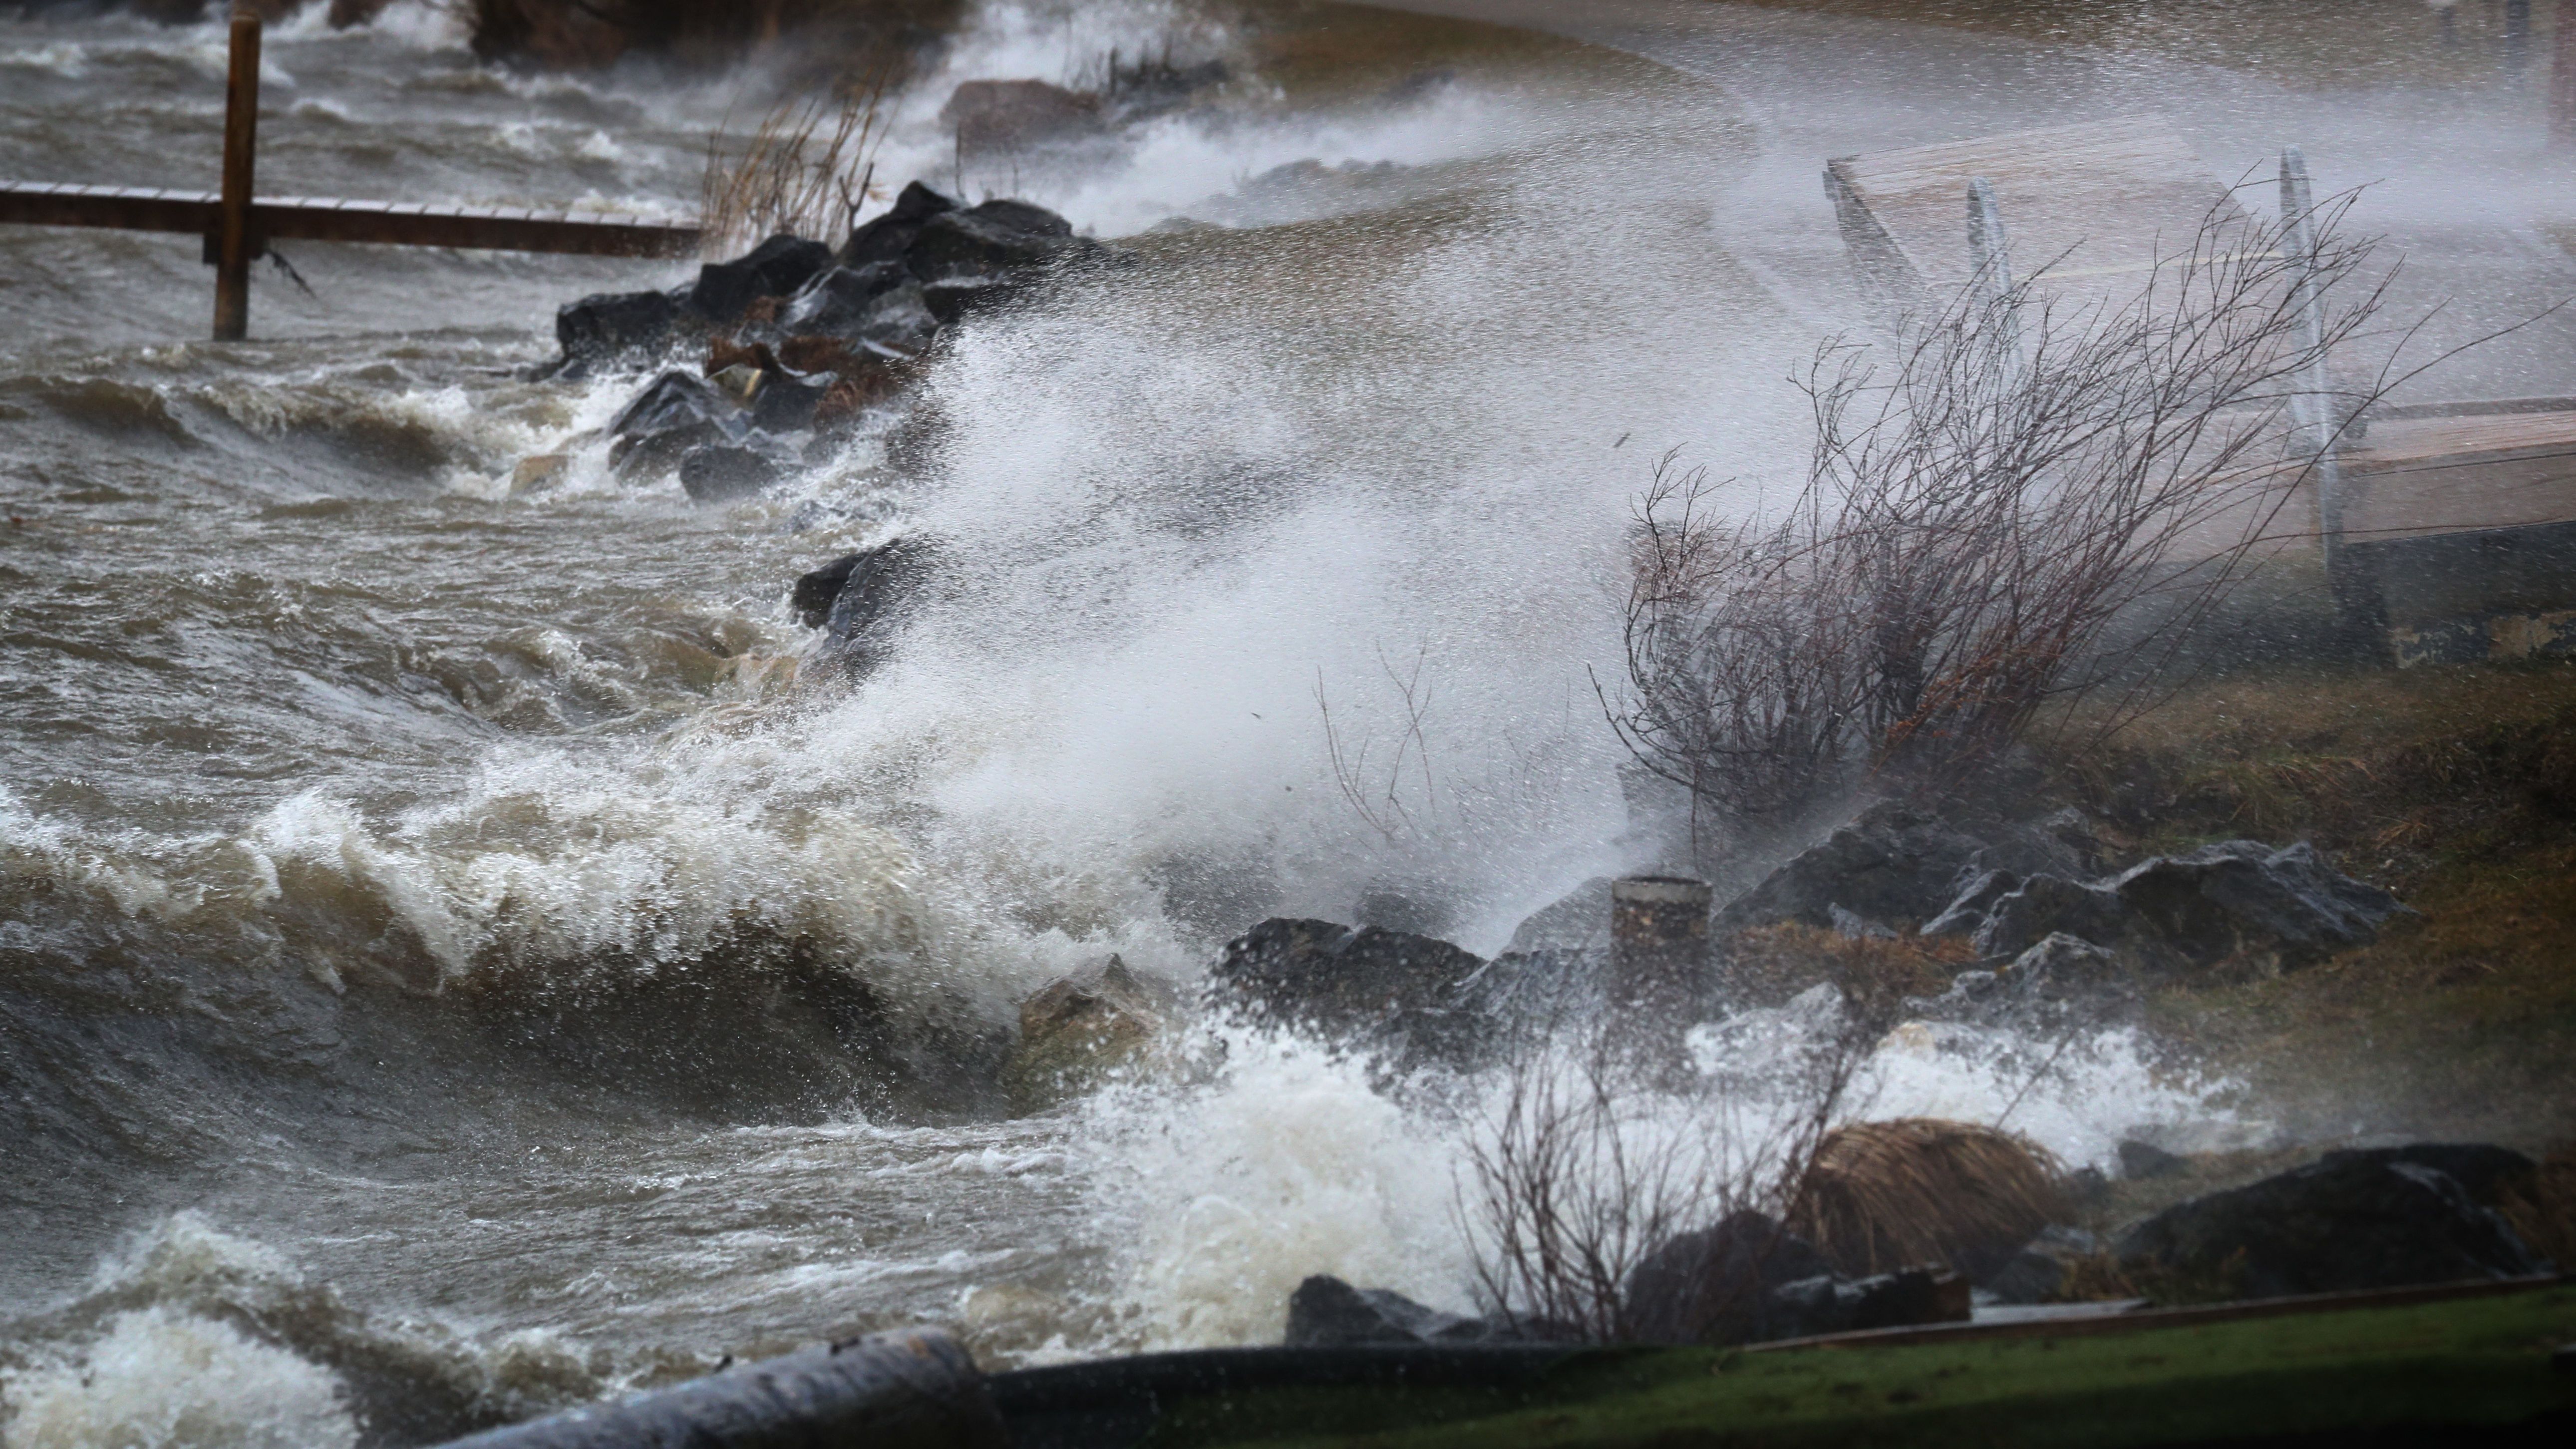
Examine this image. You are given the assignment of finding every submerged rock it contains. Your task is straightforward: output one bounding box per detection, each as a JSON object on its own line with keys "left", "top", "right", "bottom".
{"left": 2114, "top": 1144, "right": 2547, "bottom": 1299}
{"left": 607, "top": 369, "right": 744, "bottom": 476}
{"left": 677, "top": 442, "right": 781, "bottom": 503}
{"left": 1003, "top": 955, "right": 1169, "bottom": 1114}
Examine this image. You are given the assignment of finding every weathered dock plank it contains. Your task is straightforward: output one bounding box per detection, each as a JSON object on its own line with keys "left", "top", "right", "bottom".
{"left": 0, "top": 180, "right": 701, "bottom": 259}
{"left": 1826, "top": 114, "right": 2250, "bottom": 312}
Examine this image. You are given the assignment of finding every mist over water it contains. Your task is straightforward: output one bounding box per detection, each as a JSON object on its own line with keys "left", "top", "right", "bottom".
{"left": 20, "top": 0, "right": 2563, "bottom": 1441}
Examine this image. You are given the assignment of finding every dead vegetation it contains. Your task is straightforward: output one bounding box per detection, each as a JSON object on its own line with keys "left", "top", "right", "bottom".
{"left": 700, "top": 83, "right": 894, "bottom": 258}
{"left": 1458, "top": 1024, "right": 1866, "bottom": 1342}
{"left": 1786, "top": 1117, "right": 2068, "bottom": 1279}
{"left": 1607, "top": 191, "right": 2401, "bottom": 840}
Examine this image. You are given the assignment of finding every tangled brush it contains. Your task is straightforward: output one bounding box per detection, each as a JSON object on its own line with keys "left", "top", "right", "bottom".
{"left": 1789, "top": 1118, "right": 2068, "bottom": 1279}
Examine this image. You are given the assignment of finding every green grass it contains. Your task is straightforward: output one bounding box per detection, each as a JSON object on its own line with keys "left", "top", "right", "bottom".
{"left": 1139, "top": 1287, "right": 2576, "bottom": 1448}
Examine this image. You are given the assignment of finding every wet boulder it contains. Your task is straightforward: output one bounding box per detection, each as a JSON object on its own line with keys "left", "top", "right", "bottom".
{"left": 1974, "top": 841, "right": 2410, "bottom": 974}
{"left": 1204, "top": 918, "right": 1488, "bottom": 1068}
{"left": 1621, "top": 1211, "right": 1832, "bottom": 1344}
{"left": 688, "top": 234, "right": 838, "bottom": 328}
{"left": 1003, "top": 955, "right": 1169, "bottom": 1114}
{"left": 841, "top": 181, "right": 960, "bottom": 268}
{"left": 677, "top": 443, "right": 782, "bottom": 503}
{"left": 1979, "top": 1225, "right": 2104, "bottom": 1305}
{"left": 779, "top": 261, "right": 915, "bottom": 340}
{"left": 852, "top": 282, "right": 942, "bottom": 356}
{"left": 2114, "top": 1145, "right": 2547, "bottom": 1299}
{"left": 607, "top": 369, "right": 744, "bottom": 476}
{"left": 1922, "top": 868, "right": 2021, "bottom": 938}
{"left": 1283, "top": 1277, "right": 1547, "bottom": 1347}
{"left": 822, "top": 533, "right": 940, "bottom": 645}
{"left": 1716, "top": 802, "right": 2081, "bottom": 935}
{"left": 793, "top": 550, "right": 865, "bottom": 629}
{"left": 556, "top": 287, "right": 677, "bottom": 368}
{"left": 904, "top": 199, "right": 1076, "bottom": 284}
{"left": 1763, "top": 1267, "right": 1970, "bottom": 1339}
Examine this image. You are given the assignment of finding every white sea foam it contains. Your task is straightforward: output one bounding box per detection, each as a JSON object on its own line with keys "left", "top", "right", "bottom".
{"left": 2, "top": 1307, "right": 360, "bottom": 1449}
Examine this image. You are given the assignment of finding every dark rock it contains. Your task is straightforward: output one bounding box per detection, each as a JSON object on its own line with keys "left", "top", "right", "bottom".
{"left": 556, "top": 288, "right": 676, "bottom": 366}
{"left": 779, "top": 261, "right": 915, "bottom": 339}
{"left": 1765, "top": 1267, "right": 1971, "bottom": 1338}
{"left": 851, "top": 282, "right": 941, "bottom": 355}
{"left": 1977, "top": 841, "right": 2411, "bottom": 973}
{"left": 2120, "top": 1140, "right": 2192, "bottom": 1181}
{"left": 607, "top": 369, "right": 744, "bottom": 478}
{"left": 748, "top": 367, "right": 828, "bottom": 434}
{"left": 610, "top": 368, "right": 740, "bottom": 441}
{"left": 677, "top": 443, "right": 781, "bottom": 503}
{"left": 841, "top": 181, "right": 959, "bottom": 267}
{"left": 1999, "top": 932, "right": 2129, "bottom": 1004}
{"left": 2114, "top": 1148, "right": 2549, "bottom": 1298}
{"left": 1973, "top": 877, "right": 2126, "bottom": 960}
{"left": 1205, "top": 919, "right": 1488, "bottom": 1067}
{"left": 689, "top": 234, "right": 838, "bottom": 327}
{"left": 1922, "top": 868, "right": 2021, "bottom": 939}
{"left": 2317, "top": 1144, "right": 2537, "bottom": 1207}
{"left": 793, "top": 551, "right": 865, "bottom": 629}
{"left": 1621, "top": 1211, "right": 1832, "bottom": 1345}
{"left": 1284, "top": 1276, "right": 1570, "bottom": 1347}
{"left": 905, "top": 200, "right": 1077, "bottom": 284}
{"left": 823, "top": 534, "right": 940, "bottom": 645}
{"left": 921, "top": 274, "right": 1029, "bottom": 327}
{"left": 1980, "top": 1225, "right": 2102, "bottom": 1305}
{"left": 1716, "top": 802, "right": 2059, "bottom": 934}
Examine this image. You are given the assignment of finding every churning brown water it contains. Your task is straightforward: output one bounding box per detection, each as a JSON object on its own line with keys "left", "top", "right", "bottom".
{"left": 4, "top": 2, "right": 2570, "bottom": 1444}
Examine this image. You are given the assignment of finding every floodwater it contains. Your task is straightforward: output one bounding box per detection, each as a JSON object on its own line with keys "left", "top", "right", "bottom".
{"left": 2, "top": 1, "right": 2569, "bottom": 1444}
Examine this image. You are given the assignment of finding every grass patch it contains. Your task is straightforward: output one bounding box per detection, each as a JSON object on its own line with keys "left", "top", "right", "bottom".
{"left": 1138, "top": 1284, "right": 2576, "bottom": 1447}
{"left": 2040, "top": 660, "right": 2576, "bottom": 1150}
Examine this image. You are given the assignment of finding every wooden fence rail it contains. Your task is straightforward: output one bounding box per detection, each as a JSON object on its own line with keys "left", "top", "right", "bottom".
{"left": 0, "top": 5, "right": 699, "bottom": 339}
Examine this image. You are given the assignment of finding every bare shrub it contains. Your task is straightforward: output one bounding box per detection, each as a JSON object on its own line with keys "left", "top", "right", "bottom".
{"left": 700, "top": 81, "right": 894, "bottom": 257}
{"left": 1457, "top": 1019, "right": 1866, "bottom": 1342}
{"left": 1786, "top": 1117, "right": 2067, "bottom": 1279}
{"left": 1609, "top": 189, "right": 2417, "bottom": 828}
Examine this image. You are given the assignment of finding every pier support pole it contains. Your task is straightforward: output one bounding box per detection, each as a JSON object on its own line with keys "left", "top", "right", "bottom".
{"left": 212, "top": 5, "right": 262, "bottom": 342}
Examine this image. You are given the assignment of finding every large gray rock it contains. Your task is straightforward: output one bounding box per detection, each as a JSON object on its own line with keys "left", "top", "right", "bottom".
{"left": 1620, "top": 1211, "right": 1831, "bottom": 1344}
{"left": 1979, "top": 1225, "right": 2104, "bottom": 1305}
{"left": 689, "top": 234, "right": 838, "bottom": 326}
{"left": 1715, "top": 803, "right": 2088, "bottom": 936}
{"left": 1205, "top": 919, "right": 1489, "bottom": 1070}
{"left": 2114, "top": 1145, "right": 2547, "bottom": 1299}
{"left": 606, "top": 369, "right": 746, "bottom": 477}
{"left": 556, "top": 288, "right": 676, "bottom": 369}
{"left": 778, "top": 261, "right": 915, "bottom": 339}
{"left": 1283, "top": 1276, "right": 1552, "bottom": 1347}
{"left": 1975, "top": 840, "right": 2410, "bottom": 973}
{"left": 840, "top": 180, "right": 959, "bottom": 267}
{"left": 905, "top": 199, "right": 1077, "bottom": 284}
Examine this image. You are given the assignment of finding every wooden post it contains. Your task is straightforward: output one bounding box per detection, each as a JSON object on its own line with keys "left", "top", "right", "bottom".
{"left": 212, "top": 5, "right": 262, "bottom": 342}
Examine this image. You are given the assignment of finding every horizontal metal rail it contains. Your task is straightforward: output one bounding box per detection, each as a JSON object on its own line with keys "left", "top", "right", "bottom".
{"left": 0, "top": 180, "right": 700, "bottom": 259}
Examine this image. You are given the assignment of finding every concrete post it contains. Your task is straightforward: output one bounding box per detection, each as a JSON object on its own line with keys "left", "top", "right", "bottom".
{"left": 1608, "top": 876, "right": 1714, "bottom": 1039}
{"left": 212, "top": 5, "right": 262, "bottom": 342}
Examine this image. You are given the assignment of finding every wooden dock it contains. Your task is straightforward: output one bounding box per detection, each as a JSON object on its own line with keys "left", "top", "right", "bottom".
{"left": 1826, "top": 114, "right": 2250, "bottom": 315}
{"left": 0, "top": 181, "right": 700, "bottom": 260}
